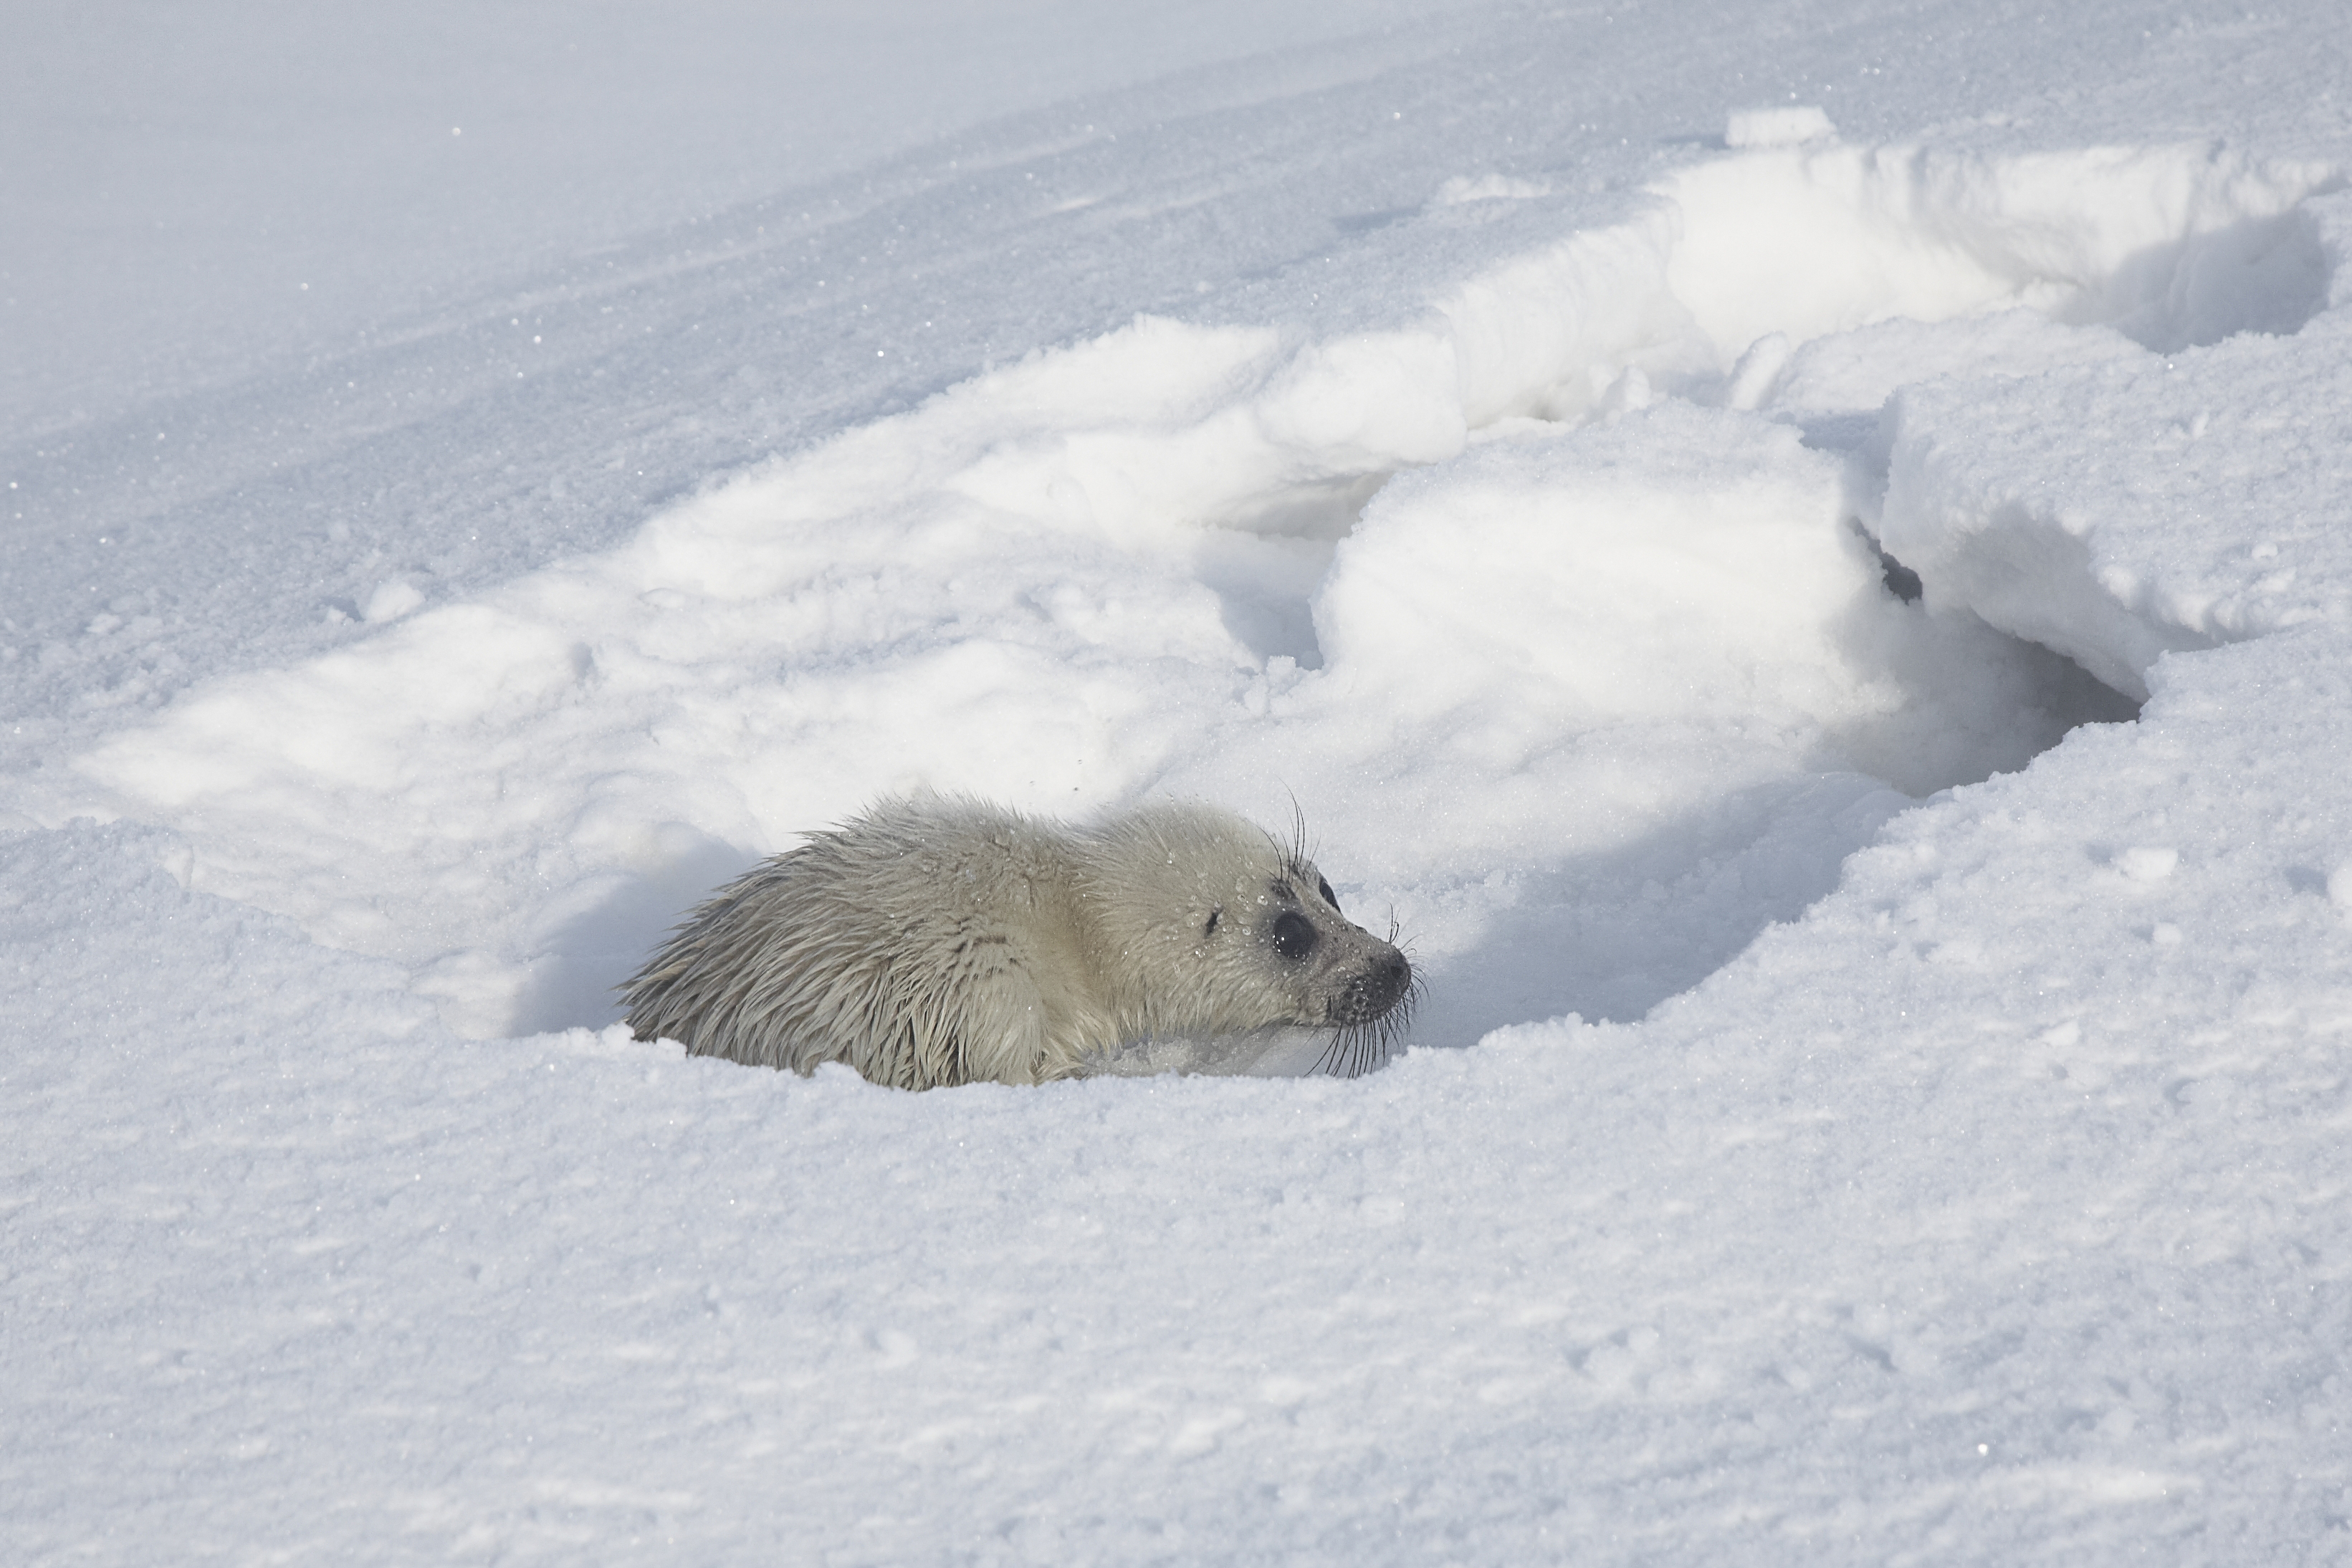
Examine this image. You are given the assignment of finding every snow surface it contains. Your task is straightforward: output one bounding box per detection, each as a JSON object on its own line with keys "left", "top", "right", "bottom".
{"left": 8, "top": 1, "right": 2352, "bottom": 1562}
{"left": 0, "top": 0, "right": 1486, "bottom": 436}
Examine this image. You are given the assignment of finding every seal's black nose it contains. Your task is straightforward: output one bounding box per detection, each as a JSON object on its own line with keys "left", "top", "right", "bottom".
{"left": 1332, "top": 946, "right": 1411, "bottom": 1025}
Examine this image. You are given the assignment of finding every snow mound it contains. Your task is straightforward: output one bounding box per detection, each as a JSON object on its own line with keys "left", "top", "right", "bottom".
{"left": 1663, "top": 140, "right": 2334, "bottom": 366}
{"left": 1877, "top": 247, "right": 2352, "bottom": 697}
{"left": 48, "top": 136, "right": 2343, "bottom": 1046}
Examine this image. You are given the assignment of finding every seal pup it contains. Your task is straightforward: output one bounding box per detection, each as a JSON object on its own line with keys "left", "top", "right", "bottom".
{"left": 621, "top": 795, "right": 1414, "bottom": 1089}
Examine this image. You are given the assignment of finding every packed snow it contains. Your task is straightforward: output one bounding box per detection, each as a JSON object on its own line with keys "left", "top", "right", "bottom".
{"left": 6, "top": 1, "right": 2352, "bottom": 1562}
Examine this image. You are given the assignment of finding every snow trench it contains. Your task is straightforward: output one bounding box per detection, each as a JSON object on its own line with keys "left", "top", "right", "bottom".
{"left": 59, "top": 133, "right": 2345, "bottom": 1050}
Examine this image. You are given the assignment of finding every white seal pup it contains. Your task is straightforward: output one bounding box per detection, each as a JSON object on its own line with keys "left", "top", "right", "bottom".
{"left": 621, "top": 795, "right": 1414, "bottom": 1089}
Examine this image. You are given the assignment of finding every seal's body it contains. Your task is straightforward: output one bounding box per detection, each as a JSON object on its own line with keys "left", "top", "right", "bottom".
{"left": 621, "top": 796, "right": 1412, "bottom": 1089}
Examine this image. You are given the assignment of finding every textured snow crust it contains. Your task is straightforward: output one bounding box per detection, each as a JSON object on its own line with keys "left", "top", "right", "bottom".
{"left": 7, "top": 1, "right": 2352, "bottom": 1563}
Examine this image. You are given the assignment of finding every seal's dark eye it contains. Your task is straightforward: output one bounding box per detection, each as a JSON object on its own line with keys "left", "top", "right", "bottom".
{"left": 1271, "top": 910, "right": 1319, "bottom": 962}
{"left": 1316, "top": 876, "right": 1340, "bottom": 912}
{"left": 1203, "top": 908, "right": 1222, "bottom": 938}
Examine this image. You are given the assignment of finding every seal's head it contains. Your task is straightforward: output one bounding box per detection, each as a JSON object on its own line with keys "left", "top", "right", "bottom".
{"left": 1078, "top": 803, "right": 1415, "bottom": 1074}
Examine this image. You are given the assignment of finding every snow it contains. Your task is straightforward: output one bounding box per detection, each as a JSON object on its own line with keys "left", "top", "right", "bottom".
{"left": 1876, "top": 270, "right": 2352, "bottom": 696}
{"left": 0, "top": 0, "right": 1486, "bottom": 436}
{"left": 7, "top": 0, "right": 2352, "bottom": 1561}
{"left": 1725, "top": 105, "right": 1840, "bottom": 149}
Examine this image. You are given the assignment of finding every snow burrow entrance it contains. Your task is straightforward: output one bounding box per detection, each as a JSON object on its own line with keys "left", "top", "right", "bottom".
{"left": 58, "top": 135, "right": 2343, "bottom": 1046}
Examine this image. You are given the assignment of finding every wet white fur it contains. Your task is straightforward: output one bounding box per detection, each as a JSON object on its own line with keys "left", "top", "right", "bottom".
{"left": 622, "top": 795, "right": 1404, "bottom": 1089}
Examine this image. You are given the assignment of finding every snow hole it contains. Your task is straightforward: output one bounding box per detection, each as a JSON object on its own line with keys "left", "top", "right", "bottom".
{"left": 64, "top": 137, "right": 2341, "bottom": 1051}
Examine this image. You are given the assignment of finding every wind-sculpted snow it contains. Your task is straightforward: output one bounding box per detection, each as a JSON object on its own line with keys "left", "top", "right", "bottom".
{"left": 1663, "top": 139, "right": 2333, "bottom": 360}
{"left": 53, "top": 133, "right": 2321, "bottom": 1045}
{"left": 1878, "top": 257, "right": 2352, "bottom": 696}
{"left": 10, "top": 5, "right": 2352, "bottom": 1563}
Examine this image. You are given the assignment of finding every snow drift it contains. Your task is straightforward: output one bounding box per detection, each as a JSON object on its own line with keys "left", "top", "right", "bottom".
{"left": 9, "top": 5, "right": 2352, "bottom": 1563}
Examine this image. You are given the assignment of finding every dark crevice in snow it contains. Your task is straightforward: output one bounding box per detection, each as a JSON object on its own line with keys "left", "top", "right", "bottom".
{"left": 1868, "top": 535, "right": 1925, "bottom": 605}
